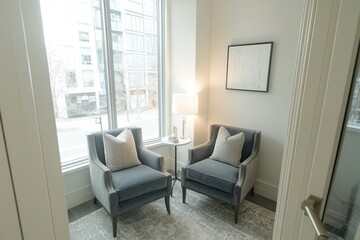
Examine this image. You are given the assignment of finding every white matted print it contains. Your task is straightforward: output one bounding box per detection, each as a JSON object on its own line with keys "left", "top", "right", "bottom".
{"left": 226, "top": 42, "right": 273, "bottom": 92}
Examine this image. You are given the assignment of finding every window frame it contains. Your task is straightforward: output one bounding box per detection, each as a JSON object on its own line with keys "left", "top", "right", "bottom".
{"left": 61, "top": 0, "right": 165, "bottom": 172}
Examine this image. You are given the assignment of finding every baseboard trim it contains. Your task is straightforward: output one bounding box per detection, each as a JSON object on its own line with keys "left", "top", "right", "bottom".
{"left": 65, "top": 184, "right": 93, "bottom": 209}
{"left": 324, "top": 209, "right": 347, "bottom": 228}
{"left": 254, "top": 179, "right": 278, "bottom": 202}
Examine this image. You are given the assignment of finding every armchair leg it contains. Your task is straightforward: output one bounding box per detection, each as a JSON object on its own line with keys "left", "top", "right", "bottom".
{"left": 250, "top": 186, "right": 255, "bottom": 196}
{"left": 112, "top": 216, "right": 117, "bottom": 238}
{"left": 234, "top": 206, "right": 239, "bottom": 224}
{"left": 93, "top": 197, "right": 97, "bottom": 204}
{"left": 182, "top": 187, "right": 186, "bottom": 203}
{"left": 165, "top": 196, "right": 171, "bottom": 214}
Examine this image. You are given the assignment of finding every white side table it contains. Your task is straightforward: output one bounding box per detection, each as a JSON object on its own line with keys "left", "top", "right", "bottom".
{"left": 161, "top": 136, "right": 191, "bottom": 196}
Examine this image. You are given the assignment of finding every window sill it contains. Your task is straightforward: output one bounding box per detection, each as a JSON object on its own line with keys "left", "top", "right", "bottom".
{"left": 60, "top": 138, "right": 165, "bottom": 175}
{"left": 62, "top": 157, "right": 89, "bottom": 175}
{"left": 145, "top": 140, "right": 164, "bottom": 149}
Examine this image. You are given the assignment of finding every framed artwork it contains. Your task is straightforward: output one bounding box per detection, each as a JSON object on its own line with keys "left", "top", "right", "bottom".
{"left": 226, "top": 42, "right": 273, "bottom": 92}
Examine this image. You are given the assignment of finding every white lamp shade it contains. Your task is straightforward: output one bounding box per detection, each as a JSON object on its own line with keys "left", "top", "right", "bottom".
{"left": 172, "top": 93, "right": 198, "bottom": 115}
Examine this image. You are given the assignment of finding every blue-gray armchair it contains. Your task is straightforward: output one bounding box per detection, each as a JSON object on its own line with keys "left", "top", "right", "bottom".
{"left": 181, "top": 124, "right": 261, "bottom": 223}
{"left": 87, "top": 127, "right": 172, "bottom": 237}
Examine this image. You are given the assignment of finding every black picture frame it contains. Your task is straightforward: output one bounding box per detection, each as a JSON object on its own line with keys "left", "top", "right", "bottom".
{"left": 226, "top": 42, "right": 273, "bottom": 92}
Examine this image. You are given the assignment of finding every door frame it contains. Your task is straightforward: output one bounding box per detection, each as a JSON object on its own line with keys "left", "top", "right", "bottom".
{"left": 273, "top": 0, "right": 360, "bottom": 239}
{"left": 0, "top": 0, "right": 70, "bottom": 239}
{"left": 0, "top": 114, "right": 22, "bottom": 239}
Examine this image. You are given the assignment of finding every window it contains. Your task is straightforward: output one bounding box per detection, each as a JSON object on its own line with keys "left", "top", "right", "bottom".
{"left": 113, "top": 51, "right": 124, "bottom": 71}
{"left": 110, "top": 0, "right": 120, "bottom": 11}
{"left": 146, "top": 54, "right": 157, "bottom": 71}
{"left": 144, "top": 0, "right": 156, "bottom": 17}
{"left": 79, "top": 31, "right": 90, "bottom": 42}
{"left": 40, "top": 0, "right": 163, "bottom": 165}
{"left": 125, "top": 14, "right": 143, "bottom": 32}
{"left": 112, "top": 32, "right": 123, "bottom": 51}
{"left": 126, "top": 53, "right": 145, "bottom": 70}
{"left": 110, "top": 12, "right": 121, "bottom": 31}
{"left": 83, "top": 70, "right": 94, "bottom": 87}
{"left": 130, "top": 90, "right": 146, "bottom": 109}
{"left": 144, "top": 17, "right": 156, "bottom": 34}
{"left": 94, "top": 8, "right": 102, "bottom": 29}
{"left": 126, "top": 0, "right": 143, "bottom": 14}
{"left": 145, "top": 35, "right": 157, "bottom": 53}
{"left": 126, "top": 33, "right": 144, "bottom": 51}
{"left": 128, "top": 73, "right": 145, "bottom": 88}
{"left": 349, "top": 78, "right": 360, "bottom": 125}
{"left": 81, "top": 48, "right": 92, "bottom": 65}
{"left": 65, "top": 71, "right": 77, "bottom": 88}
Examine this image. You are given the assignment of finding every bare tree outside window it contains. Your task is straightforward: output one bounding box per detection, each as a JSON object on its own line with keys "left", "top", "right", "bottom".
{"left": 349, "top": 78, "right": 360, "bottom": 124}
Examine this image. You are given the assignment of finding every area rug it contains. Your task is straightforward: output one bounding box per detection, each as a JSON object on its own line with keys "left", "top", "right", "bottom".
{"left": 69, "top": 183, "right": 274, "bottom": 240}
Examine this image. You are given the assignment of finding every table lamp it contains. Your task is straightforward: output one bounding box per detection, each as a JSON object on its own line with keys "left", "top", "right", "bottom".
{"left": 172, "top": 93, "right": 198, "bottom": 138}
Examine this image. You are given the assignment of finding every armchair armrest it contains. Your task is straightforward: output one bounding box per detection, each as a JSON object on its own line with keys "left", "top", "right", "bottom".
{"left": 87, "top": 135, "right": 117, "bottom": 215}
{"left": 234, "top": 151, "right": 259, "bottom": 205}
{"left": 187, "top": 141, "right": 213, "bottom": 166}
{"left": 138, "top": 146, "right": 167, "bottom": 174}
{"left": 88, "top": 159, "right": 117, "bottom": 213}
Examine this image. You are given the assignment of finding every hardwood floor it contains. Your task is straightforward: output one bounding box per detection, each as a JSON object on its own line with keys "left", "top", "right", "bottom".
{"left": 68, "top": 199, "right": 101, "bottom": 223}
{"left": 245, "top": 192, "right": 277, "bottom": 212}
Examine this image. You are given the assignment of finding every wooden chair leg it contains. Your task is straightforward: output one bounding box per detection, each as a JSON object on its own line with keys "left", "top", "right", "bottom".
{"left": 234, "top": 206, "right": 239, "bottom": 224}
{"left": 112, "top": 215, "right": 117, "bottom": 238}
{"left": 93, "top": 197, "right": 97, "bottom": 204}
{"left": 182, "top": 187, "right": 186, "bottom": 203}
{"left": 165, "top": 196, "right": 171, "bottom": 214}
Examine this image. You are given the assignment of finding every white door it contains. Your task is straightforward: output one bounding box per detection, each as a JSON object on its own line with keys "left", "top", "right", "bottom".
{"left": 1, "top": 0, "right": 70, "bottom": 239}
{"left": 0, "top": 114, "right": 22, "bottom": 240}
{"left": 273, "top": 0, "right": 360, "bottom": 239}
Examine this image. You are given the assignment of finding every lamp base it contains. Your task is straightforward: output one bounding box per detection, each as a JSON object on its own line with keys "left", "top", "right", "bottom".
{"left": 181, "top": 116, "right": 186, "bottom": 139}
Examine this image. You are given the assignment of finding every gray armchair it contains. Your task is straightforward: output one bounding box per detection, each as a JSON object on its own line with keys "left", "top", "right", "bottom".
{"left": 181, "top": 124, "right": 260, "bottom": 223}
{"left": 87, "top": 127, "right": 172, "bottom": 237}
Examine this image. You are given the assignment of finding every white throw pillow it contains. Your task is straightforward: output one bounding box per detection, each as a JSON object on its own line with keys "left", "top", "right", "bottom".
{"left": 103, "top": 129, "right": 141, "bottom": 171}
{"left": 210, "top": 126, "right": 245, "bottom": 166}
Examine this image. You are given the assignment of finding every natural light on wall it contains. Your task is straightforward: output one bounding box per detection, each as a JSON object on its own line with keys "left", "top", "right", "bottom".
{"left": 172, "top": 93, "right": 198, "bottom": 138}
{"left": 39, "top": 0, "right": 163, "bottom": 165}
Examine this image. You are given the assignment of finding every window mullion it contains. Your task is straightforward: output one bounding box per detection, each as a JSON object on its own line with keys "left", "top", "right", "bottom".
{"left": 158, "top": 0, "right": 165, "bottom": 137}
{"left": 101, "top": 0, "right": 117, "bottom": 129}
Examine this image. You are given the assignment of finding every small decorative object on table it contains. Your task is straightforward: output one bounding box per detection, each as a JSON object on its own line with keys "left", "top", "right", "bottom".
{"left": 168, "top": 126, "right": 179, "bottom": 143}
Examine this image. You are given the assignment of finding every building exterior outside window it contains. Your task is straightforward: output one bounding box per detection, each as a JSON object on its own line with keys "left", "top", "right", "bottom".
{"left": 79, "top": 31, "right": 90, "bottom": 42}
{"left": 349, "top": 78, "right": 360, "bottom": 125}
{"left": 65, "top": 71, "right": 77, "bottom": 88}
{"left": 40, "top": 0, "right": 163, "bottom": 165}
{"left": 83, "top": 70, "right": 95, "bottom": 87}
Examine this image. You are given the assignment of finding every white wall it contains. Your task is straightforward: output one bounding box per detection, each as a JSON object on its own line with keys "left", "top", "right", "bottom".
{"left": 194, "top": 0, "right": 212, "bottom": 147}
{"left": 208, "top": 0, "right": 304, "bottom": 200}
{"left": 168, "top": 0, "right": 211, "bottom": 167}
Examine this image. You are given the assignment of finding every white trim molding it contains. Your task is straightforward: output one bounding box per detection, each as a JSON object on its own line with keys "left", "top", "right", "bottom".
{"left": 65, "top": 184, "right": 94, "bottom": 210}
{"left": 255, "top": 179, "right": 278, "bottom": 202}
{"left": 273, "top": 0, "right": 360, "bottom": 239}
